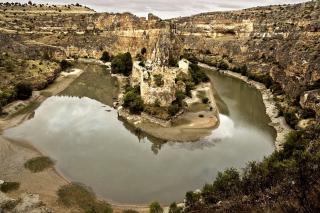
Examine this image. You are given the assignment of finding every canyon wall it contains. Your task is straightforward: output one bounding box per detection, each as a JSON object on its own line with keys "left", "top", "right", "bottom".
{"left": 0, "top": 1, "right": 319, "bottom": 117}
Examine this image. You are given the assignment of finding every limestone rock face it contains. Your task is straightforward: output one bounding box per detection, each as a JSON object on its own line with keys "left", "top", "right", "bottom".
{"left": 0, "top": 1, "right": 319, "bottom": 116}
{"left": 132, "top": 62, "right": 179, "bottom": 107}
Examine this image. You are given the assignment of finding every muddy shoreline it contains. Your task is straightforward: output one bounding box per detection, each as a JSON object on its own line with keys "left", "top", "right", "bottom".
{"left": 198, "top": 63, "right": 292, "bottom": 150}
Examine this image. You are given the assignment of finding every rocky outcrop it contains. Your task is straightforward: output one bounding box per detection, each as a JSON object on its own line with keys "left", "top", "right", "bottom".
{"left": 0, "top": 192, "right": 51, "bottom": 213}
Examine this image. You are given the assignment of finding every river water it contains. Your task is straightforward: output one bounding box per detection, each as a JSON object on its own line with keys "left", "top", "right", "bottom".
{"left": 4, "top": 64, "right": 275, "bottom": 204}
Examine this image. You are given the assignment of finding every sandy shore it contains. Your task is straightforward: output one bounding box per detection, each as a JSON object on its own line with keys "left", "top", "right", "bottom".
{"left": 199, "top": 63, "right": 292, "bottom": 150}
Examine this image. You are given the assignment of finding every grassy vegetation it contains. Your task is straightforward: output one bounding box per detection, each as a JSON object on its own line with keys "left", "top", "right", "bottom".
{"left": 24, "top": 156, "right": 54, "bottom": 173}
{"left": 0, "top": 181, "right": 20, "bottom": 193}
{"left": 57, "top": 183, "right": 112, "bottom": 213}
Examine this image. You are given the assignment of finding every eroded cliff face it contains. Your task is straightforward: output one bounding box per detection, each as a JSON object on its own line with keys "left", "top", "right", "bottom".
{"left": 0, "top": 1, "right": 319, "bottom": 118}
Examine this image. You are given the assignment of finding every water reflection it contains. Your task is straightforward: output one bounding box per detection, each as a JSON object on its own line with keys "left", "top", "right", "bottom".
{"left": 4, "top": 65, "right": 275, "bottom": 204}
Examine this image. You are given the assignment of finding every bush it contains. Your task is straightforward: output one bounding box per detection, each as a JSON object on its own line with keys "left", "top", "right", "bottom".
{"left": 141, "top": 47, "right": 147, "bottom": 55}
{"left": 15, "top": 81, "right": 32, "bottom": 100}
{"left": 0, "top": 181, "right": 20, "bottom": 192}
{"left": 139, "top": 61, "right": 145, "bottom": 67}
{"left": 175, "top": 91, "right": 186, "bottom": 107}
{"left": 217, "top": 61, "right": 229, "bottom": 70}
{"left": 60, "top": 59, "right": 72, "bottom": 70}
{"left": 169, "top": 202, "right": 183, "bottom": 213}
{"left": 100, "top": 51, "right": 111, "bottom": 62}
{"left": 185, "top": 191, "right": 201, "bottom": 208}
{"left": 168, "top": 56, "right": 178, "bottom": 67}
{"left": 300, "top": 108, "right": 316, "bottom": 119}
{"left": 202, "top": 97, "right": 209, "bottom": 104}
{"left": 284, "top": 111, "right": 298, "bottom": 128}
{"left": 149, "top": 202, "right": 163, "bottom": 213}
{"left": 58, "top": 183, "right": 112, "bottom": 213}
{"left": 24, "top": 156, "right": 54, "bottom": 173}
{"left": 168, "top": 104, "right": 180, "bottom": 116}
{"left": 212, "top": 168, "right": 241, "bottom": 199}
{"left": 123, "top": 210, "right": 139, "bottom": 213}
{"left": 185, "top": 80, "right": 195, "bottom": 97}
{"left": 123, "top": 87, "right": 144, "bottom": 114}
{"left": 189, "top": 63, "right": 209, "bottom": 85}
{"left": 154, "top": 74, "right": 164, "bottom": 87}
{"left": 111, "top": 52, "right": 133, "bottom": 76}
{"left": 201, "top": 184, "right": 218, "bottom": 204}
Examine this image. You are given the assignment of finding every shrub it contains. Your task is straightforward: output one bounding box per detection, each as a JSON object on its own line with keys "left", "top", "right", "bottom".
{"left": 201, "top": 184, "right": 218, "bottom": 204}
{"left": 57, "top": 183, "right": 112, "bottom": 213}
{"left": 123, "top": 87, "right": 144, "bottom": 114}
{"left": 202, "top": 97, "right": 209, "bottom": 104}
{"left": 15, "top": 81, "right": 32, "bottom": 100}
{"left": 0, "top": 181, "right": 20, "bottom": 192}
{"left": 185, "top": 80, "right": 195, "bottom": 97}
{"left": 123, "top": 210, "right": 139, "bottom": 213}
{"left": 168, "top": 56, "right": 178, "bottom": 67}
{"left": 300, "top": 108, "right": 316, "bottom": 119}
{"left": 111, "top": 52, "right": 133, "bottom": 76}
{"left": 217, "top": 61, "right": 229, "bottom": 70}
{"left": 282, "top": 131, "right": 306, "bottom": 159}
{"left": 141, "top": 47, "right": 147, "bottom": 55}
{"left": 185, "top": 191, "right": 201, "bottom": 208}
{"left": 270, "top": 82, "right": 284, "bottom": 95}
{"left": 284, "top": 111, "right": 298, "bottom": 128}
{"left": 139, "top": 61, "right": 145, "bottom": 67}
{"left": 149, "top": 202, "right": 163, "bottom": 213}
{"left": 169, "top": 202, "right": 183, "bottom": 213}
{"left": 24, "top": 156, "right": 54, "bottom": 173}
{"left": 60, "top": 59, "right": 72, "bottom": 70}
{"left": 189, "top": 63, "right": 209, "bottom": 85}
{"left": 154, "top": 74, "right": 164, "bottom": 87}
{"left": 212, "top": 168, "right": 241, "bottom": 199}
{"left": 100, "top": 51, "right": 111, "bottom": 62}
{"left": 175, "top": 91, "right": 186, "bottom": 107}
{"left": 168, "top": 104, "right": 180, "bottom": 116}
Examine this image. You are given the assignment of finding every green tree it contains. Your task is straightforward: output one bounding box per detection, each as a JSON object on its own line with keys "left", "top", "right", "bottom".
{"left": 60, "top": 59, "right": 72, "bottom": 70}
{"left": 100, "top": 51, "right": 111, "bottom": 62}
{"left": 149, "top": 202, "right": 163, "bottom": 213}
{"left": 169, "top": 202, "right": 183, "bottom": 213}
{"left": 15, "top": 81, "right": 32, "bottom": 100}
{"left": 111, "top": 52, "right": 133, "bottom": 76}
{"left": 212, "top": 168, "right": 241, "bottom": 199}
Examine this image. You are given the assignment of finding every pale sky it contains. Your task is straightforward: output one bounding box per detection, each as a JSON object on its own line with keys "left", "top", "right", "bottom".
{"left": 3, "top": 0, "right": 311, "bottom": 18}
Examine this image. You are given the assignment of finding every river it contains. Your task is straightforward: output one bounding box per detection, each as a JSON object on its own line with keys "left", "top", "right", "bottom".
{"left": 4, "top": 64, "right": 275, "bottom": 205}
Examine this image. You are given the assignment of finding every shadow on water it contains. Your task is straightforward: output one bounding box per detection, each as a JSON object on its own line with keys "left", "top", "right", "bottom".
{"left": 3, "top": 64, "right": 276, "bottom": 205}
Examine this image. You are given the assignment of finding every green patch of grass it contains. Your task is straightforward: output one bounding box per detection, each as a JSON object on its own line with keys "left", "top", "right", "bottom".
{"left": 123, "top": 210, "right": 139, "bottom": 213}
{"left": 0, "top": 181, "right": 20, "bottom": 193}
{"left": 57, "top": 183, "right": 112, "bottom": 213}
{"left": 24, "top": 156, "right": 54, "bottom": 173}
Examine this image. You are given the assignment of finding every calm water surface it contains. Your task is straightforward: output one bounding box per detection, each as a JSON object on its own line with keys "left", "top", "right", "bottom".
{"left": 4, "top": 64, "right": 275, "bottom": 204}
